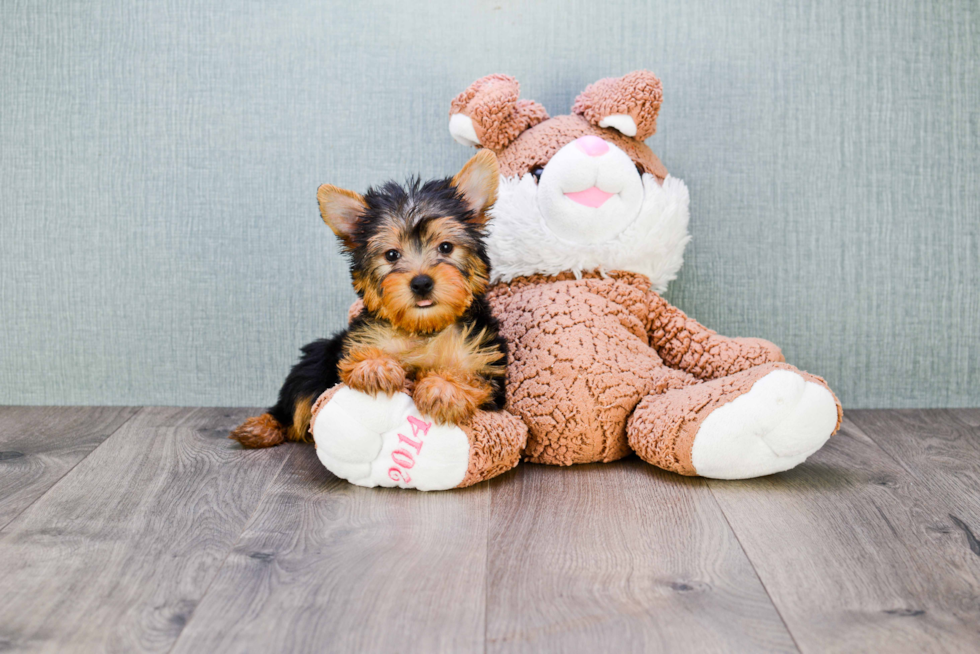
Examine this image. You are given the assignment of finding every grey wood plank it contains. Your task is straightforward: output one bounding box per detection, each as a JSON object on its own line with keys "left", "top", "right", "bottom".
{"left": 170, "top": 445, "right": 489, "bottom": 654}
{"left": 0, "top": 406, "right": 140, "bottom": 530}
{"left": 486, "top": 460, "right": 798, "bottom": 654}
{"left": 849, "top": 409, "right": 980, "bottom": 519}
{"left": 0, "top": 407, "right": 288, "bottom": 654}
{"left": 707, "top": 416, "right": 980, "bottom": 653}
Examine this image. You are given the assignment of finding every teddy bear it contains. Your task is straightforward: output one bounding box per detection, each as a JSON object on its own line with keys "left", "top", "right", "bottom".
{"left": 308, "top": 71, "right": 842, "bottom": 490}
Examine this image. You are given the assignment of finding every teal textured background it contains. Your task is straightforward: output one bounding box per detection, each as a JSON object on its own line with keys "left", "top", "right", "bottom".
{"left": 1, "top": 0, "right": 978, "bottom": 407}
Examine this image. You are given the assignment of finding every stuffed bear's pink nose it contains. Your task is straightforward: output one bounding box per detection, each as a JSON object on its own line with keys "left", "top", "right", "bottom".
{"left": 574, "top": 135, "right": 609, "bottom": 157}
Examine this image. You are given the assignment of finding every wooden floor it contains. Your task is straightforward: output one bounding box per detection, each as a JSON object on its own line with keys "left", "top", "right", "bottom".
{"left": 0, "top": 408, "right": 978, "bottom": 653}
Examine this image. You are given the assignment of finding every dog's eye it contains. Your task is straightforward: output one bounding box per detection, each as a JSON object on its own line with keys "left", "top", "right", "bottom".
{"left": 530, "top": 167, "right": 544, "bottom": 182}
{"left": 438, "top": 242, "right": 454, "bottom": 255}
{"left": 384, "top": 249, "right": 401, "bottom": 262}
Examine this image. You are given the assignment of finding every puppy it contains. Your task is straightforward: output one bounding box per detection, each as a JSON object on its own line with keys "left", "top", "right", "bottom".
{"left": 230, "top": 150, "right": 506, "bottom": 448}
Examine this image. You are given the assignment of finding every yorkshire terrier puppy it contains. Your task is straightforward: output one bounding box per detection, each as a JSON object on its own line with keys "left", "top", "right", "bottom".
{"left": 230, "top": 150, "right": 506, "bottom": 448}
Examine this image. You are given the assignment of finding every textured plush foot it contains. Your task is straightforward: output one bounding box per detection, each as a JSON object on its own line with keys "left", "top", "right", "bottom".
{"left": 311, "top": 387, "right": 471, "bottom": 490}
{"left": 455, "top": 408, "right": 528, "bottom": 487}
{"left": 628, "top": 363, "right": 842, "bottom": 479}
{"left": 229, "top": 413, "right": 285, "bottom": 448}
{"left": 310, "top": 385, "right": 528, "bottom": 490}
{"left": 691, "top": 369, "right": 840, "bottom": 479}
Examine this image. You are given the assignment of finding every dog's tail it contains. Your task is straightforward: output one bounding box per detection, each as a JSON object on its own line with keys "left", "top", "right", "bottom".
{"left": 230, "top": 332, "right": 347, "bottom": 449}
{"left": 229, "top": 413, "right": 287, "bottom": 448}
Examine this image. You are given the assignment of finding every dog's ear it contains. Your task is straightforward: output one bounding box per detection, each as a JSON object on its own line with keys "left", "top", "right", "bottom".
{"left": 317, "top": 184, "right": 366, "bottom": 247}
{"left": 452, "top": 149, "right": 499, "bottom": 224}
{"left": 572, "top": 71, "right": 663, "bottom": 140}
{"left": 449, "top": 74, "right": 548, "bottom": 151}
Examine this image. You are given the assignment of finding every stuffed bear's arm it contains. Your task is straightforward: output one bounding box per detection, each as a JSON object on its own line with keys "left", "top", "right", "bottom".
{"left": 646, "top": 291, "right": 784, "bottom": 380}
{"left": 348, "top": 299, "right": 365, "bottom": 323}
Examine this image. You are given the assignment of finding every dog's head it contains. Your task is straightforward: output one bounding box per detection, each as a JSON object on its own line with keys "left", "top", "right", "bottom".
{"left": 317, "top": 150, "right": 499, "bottom": 333}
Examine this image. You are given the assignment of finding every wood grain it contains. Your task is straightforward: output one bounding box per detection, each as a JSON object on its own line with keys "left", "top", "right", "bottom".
{"left": 708, "top": 417, "right": 980, "bottom": 652}
{"left": 170, "top": 445, "right": 490, "bottom": 654}
{"left": 0, "top": 407, "right": 287, "bottom": 654}
{"left": 0, "top": 406, "right": 140, "bottom": 530}
{"left": 849, "top": 409, "right": 980, "bottom": 516}
{"left": 3, "top": 407, "right": 978, "bottom": 652}
{"left": 486, "top": 460, "right": 797, "bottom": 654}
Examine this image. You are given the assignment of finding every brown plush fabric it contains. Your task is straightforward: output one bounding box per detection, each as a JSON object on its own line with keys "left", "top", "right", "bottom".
{"left": 627, "top": 362, "right": 843, "bottom": 475}
{"left": 494, "top": 114, "right": 668, "bottom": 181}
{"left": 646, "top": 292, "right": 785, "bottom": 380}
{"left": 347, "top": 299, "right": 365, "bottom": 324}
{"left": 486, "top": 270, "right": 809, "bottom": 467}
{"left": 450, "top": 73, "right": 667, "bottom": 181}
{"left": 572, "top": 71, "right": 663, "bottom": 141}
{"left": 456, "top": 409, "right": 528, "bottom": 488}
{"left": 487, "top": 271, "right": 696, "bottom": 465}
{"left": 450, "top": 74, "right": 549, "bottom": 152}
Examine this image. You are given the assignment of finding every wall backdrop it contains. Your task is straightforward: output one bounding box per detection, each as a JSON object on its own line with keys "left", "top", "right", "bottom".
{"left": 2, "top": 0, "right": 978, "bottom": 408}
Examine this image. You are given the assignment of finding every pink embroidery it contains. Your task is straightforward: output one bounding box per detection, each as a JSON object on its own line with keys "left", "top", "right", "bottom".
{"left": 398, "top": 432, "right": 423, "bottom": 454}
{"left": 387, "top": 415, "right": 433, "bottom": 485}
{"left": 388, "top": 468, "right": 409, "bottom": 483}
{"left": 407, "top": 415, "right": 431, "bottom": 436}
{"left": 391, "top": 450, "right": 415, "bottom": 469}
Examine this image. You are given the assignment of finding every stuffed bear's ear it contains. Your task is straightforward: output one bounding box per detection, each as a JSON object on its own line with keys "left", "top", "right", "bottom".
{"left": 317, "top": 184, "right": 366, "bottom": 248}
{"left": 451, "top": 149, "right": 499, "bottom": 223}
{"left": 449, "top": 74, "right": 549, "bottom": 151}
{"left": 572, "top": 71, "right": 663, "bottom": 140}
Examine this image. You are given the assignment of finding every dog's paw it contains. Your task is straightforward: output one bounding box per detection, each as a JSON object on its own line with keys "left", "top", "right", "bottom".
{"left": 338, "top": 350, "right": 406, "bottom": 397}
{"left": 311, "top": 387, "right": 471, "bottom": 491}
{"left": 690, "top": 370, "right": 838, "bottom": 479}
{"left": 412, "top": 372, "right": 486, "bottom": 425}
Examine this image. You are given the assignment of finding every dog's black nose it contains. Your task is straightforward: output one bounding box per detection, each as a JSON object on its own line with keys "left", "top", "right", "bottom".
{"left": 410, "top": 274, "right": 434, "bottom": 297}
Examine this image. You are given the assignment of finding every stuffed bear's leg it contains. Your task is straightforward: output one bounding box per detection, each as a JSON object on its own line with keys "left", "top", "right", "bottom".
{"left": 308, "top": 385, "right": 527, "bottom": 491}
{"left": 627, "top": 362, "right": 842, "bottom": 479}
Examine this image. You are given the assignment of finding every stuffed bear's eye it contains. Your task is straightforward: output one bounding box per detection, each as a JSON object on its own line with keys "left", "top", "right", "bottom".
{"left": 438, "top": 242, "right": 454, "bottom": 255}
{"left": 530, "top": 167, "right": 544, "bottom": 182}
{"left": 384, "top": 249, "right": 401, "bottom": 262}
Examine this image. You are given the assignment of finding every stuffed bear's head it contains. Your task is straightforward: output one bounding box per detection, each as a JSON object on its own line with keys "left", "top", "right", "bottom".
{"left": 449, "top": 72, "right": 690, "bottom": 292}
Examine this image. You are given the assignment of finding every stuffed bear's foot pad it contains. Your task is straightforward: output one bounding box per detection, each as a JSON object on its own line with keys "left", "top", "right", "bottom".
{"left": 311, "top": 388, "right": 470, "bottom": 491}
{"left": 691, "top": 369, "right": 838, "bottom": 479}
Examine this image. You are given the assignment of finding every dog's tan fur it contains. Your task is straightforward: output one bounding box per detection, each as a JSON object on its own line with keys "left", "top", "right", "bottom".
{"left": 340, "top": 320, "right": 504, "bottom": 423}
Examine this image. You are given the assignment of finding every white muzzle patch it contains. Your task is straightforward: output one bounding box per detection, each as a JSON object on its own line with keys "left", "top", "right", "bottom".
{"left": 536, "top": 137, "right": 644, "bottom": 244}
{"left": 486, "top": 167, "right": 691, "bottom": 293}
